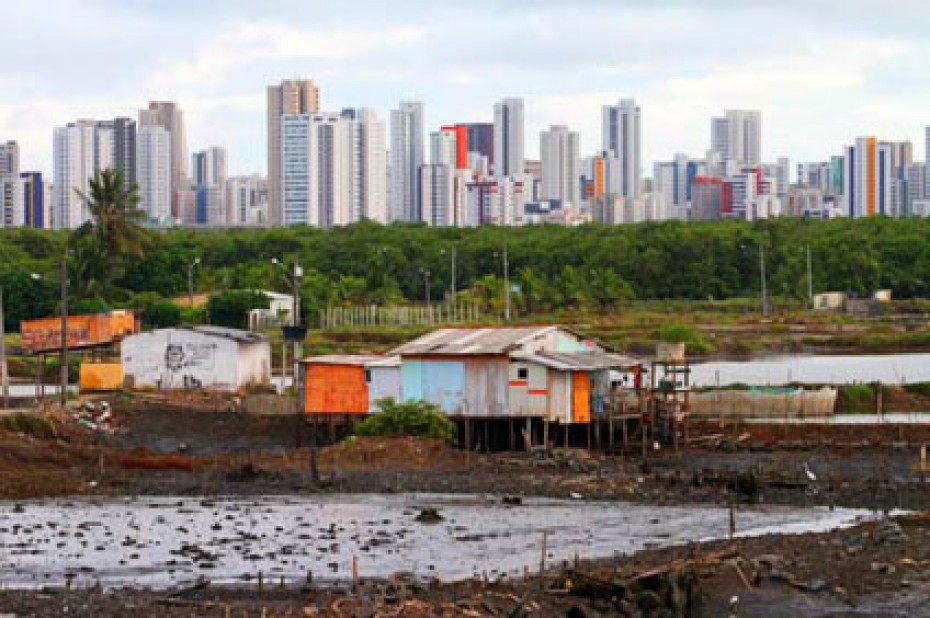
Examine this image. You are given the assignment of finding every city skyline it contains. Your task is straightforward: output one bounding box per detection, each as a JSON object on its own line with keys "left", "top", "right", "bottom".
{"left": 3, "top": 1, "right": 930, "bottom": 176}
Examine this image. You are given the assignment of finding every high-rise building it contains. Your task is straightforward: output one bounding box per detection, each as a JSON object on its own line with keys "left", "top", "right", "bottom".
{"left": 281, "top": 108, "right": 387, "bottom": 228}
{"left": 192, "top": 146, "right": 228, "bottom": 189}
{"left": 890, "top": 141, "right": 913, "bottom": 179}
{"left": 139, "top": 102, "right": 188, "bottom": 218}
{"left": 389, "top": 100, "right": 424, "bottom": 221}
{"left": 418, "top": 163, "right": 454, "bottom": 226}
{"left": 136, "top": 124, "right": 172, "bottom": 223}
{"left": 581, "top": 152, "right": 620, "bottom": 204}
{"left": 691, "top": 176, "right": 732, "bottom": 220}
{"left": 226, "top": 175, "right": 269, "bottom": 226}
{"left": 601, "top": 98, "right": 642, "bottom": 197}
{"left": 53, "top": 120, "right": 101, "bottom": 229}
{"left": 0, "top": 141, "right": 20, "bottom": 178}
{"left": 843, "top": 137, "right": 894, "bottom": 217}
{"left": 493, "top": 97, "right": 524, "bottom": 178}
{"left": 710, "top": 110, "right": 762, "bottom": 165}
{"left": 0, "top": 141, "right": 20, "bottom": 228}
{"left": 539, "top": 125, "right": 579, "bottom": 206}
{"left": 19, "top": 172, "right": 49, "bottom": 229}
{"left": 95, "top": 117, "right": 136, "bottom": 190}
{"left": 267, "top": 79, "right": 320, "bottom": 226}
{"left": 462, "top": 123, "right": 494, "bottom": 164}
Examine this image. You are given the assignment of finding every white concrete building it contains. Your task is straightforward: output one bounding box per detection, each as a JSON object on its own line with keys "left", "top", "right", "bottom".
{"left": 540, "top": 125, "right": 580, "bottom": 207}
{"left": 139, "top": 101, "right": 189, "bottom": 211}
{"left": 121, "top": 326, "right": 271, "bottom": 392}
{"left": 418, "top": 163, "right": 455, "bottom": 226}
{"left": 136, "top": 124, "right": 172, "bottom": 224}
{"left": 53, "top": 120, "right": 109, "bottom": 229}
{"left": 493, "top": 97, "right": 524, "bottom": 178}
{"left": 389, "top": 100, "right": 424, "bottom": 222}
{"left": 601, "top": 98, "right": 642, "bottom": 198}
{"left": 192, "top": 146, "right": 227, "bottom": 189}
{"left": 710, "top": 110, "right": 762, "bottom": 165}
{"left": 281, "top": 109, "right": 387, "bottom": 228}
{"left": 226, "top": 174, "right": 269, "bottom": 226}
{"left": 267, "top": 79, "right": 320, "bottom": 226}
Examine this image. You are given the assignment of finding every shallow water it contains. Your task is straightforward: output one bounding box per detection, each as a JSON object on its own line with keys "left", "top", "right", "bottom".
{"left": 0, "top": 494, "right": 870, "bottom": 589}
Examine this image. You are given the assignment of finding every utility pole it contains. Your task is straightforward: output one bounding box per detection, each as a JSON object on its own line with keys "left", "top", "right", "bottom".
{"left": 759, "top": 244, "right": 769, "bottom": 317}
{"left": 0, "top": 286, "right": 7, "bottom": 409}
{"left": 59, "top": 255, "right": 69, "bottom": 408}
{"left": 450, "top": 246, "right": 457, "bottom": 303}
{"left": 187, "top": 257, "right": 200, "bottom": 310}
{"left": 503, "top": 246, "right": 511, "bottom": 322}
{"left": 806, "top": 245, "right": 814, "bottom": 309}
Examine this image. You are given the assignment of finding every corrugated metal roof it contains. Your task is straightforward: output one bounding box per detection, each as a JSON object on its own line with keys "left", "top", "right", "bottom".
{"left": 512, "top": 351, "right": 641, "bottom": 371}
{"left": 301, "top": 354, "right": 399, "bottom": 367}
{"left": 185, "top": 325, "right": 269, "bottom": 344}
{"left": 391, "top": 326, "right": 559, "bottom": 356}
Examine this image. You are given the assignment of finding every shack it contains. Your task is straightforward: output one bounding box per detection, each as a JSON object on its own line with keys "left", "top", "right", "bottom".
{"left": 301, "top": 355, "right": 401, "bottom": 419}
{"left": 121, "top": 326, "right": 271, "bottom": 392}
{"left": 21, "top": 310, "right": 138, "bottom": 354}
{"left": 390, "top": 326, "right": 640, "bottom": 450}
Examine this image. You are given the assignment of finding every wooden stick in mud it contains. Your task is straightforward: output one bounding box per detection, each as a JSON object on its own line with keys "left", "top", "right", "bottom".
{"left": 540, "top": 531, "right": 549, "bottom": 582}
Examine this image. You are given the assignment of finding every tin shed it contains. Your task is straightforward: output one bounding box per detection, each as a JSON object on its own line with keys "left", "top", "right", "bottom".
{"left": 392, "top": 327, "right": 639, "bottom": 424}
{"left": 301, "top": 355, "right": 401, "bottom": 417}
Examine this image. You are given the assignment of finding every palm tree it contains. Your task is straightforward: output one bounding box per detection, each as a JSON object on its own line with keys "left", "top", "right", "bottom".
{"left": 69, "top": 168, "right": 149, "bottom": 301}
{"left": 72, "top": 168, "right": 148, "bottom": 259}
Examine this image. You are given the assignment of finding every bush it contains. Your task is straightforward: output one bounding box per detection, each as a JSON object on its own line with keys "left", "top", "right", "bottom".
{"left": 131, "top": 292, "right": 182, "bottom": 329}
{"left": 657, "top": 322, "right": 715, "bottom": 355}
{"left": 206, "top": 290, "right": 270, "bottom": 330}
{"left": 354, "top": 398, "right": 455, "bottom": 443}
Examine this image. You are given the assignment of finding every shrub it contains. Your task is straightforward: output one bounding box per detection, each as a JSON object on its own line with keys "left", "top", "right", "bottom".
{"left": 657, "top": 322, "right": 715, "bottom": 355}
{"left": 354, "top": 398, "right": 455, "bottom": 443}
{"left": 0, "top": 414, "right": 56, "bottom": 439}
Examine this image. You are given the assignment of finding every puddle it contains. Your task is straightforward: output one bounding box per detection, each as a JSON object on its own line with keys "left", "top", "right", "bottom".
{"left": 0, "top": 494, "right": 870, "bottom": 589}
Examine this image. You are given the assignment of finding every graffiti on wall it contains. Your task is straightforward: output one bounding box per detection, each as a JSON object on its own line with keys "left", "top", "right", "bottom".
{"left": 160, "top": 342, "right": 218, "bottom": 389}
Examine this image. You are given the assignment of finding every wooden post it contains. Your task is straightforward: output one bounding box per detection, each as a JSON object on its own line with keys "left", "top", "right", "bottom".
{"left": 539, "top": 531, "right": 548, "bottom": 576}
{"left": 483, "top": 419, "right": 490, "bottom": 453}
{"left": 543, "top": 420, "right": 549, "bottom": 448}
{"left": 509, "top": 418, "right": 516, "bottom": 451}
{"left": 587, "top": 422, "right": 592, "bottom": 450}
{"left": 465, "top": 418, "right": 472, "bottom": 450}
{"left": 352, "top": 555, "right": 359, "bottom": 594}
{"left": 563, "top": 424, "right": 569, "bottom": 448}
{"left": 608, "top": 408, "right": 615, "bottom": 452}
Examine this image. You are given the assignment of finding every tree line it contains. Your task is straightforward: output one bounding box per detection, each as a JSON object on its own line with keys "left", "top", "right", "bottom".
{"left": 2, "top": 211, "right": 928, "bottom": 330}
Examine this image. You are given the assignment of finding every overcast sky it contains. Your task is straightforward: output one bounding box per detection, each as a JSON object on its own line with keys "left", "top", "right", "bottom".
{"left": 3, "top": 0, "right": 929, "bottom": 176}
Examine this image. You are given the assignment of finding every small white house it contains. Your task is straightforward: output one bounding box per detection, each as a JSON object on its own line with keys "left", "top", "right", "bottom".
{"left": 122, "top": 326, "right": 271, "bottom": 392}
{"left": 247, "top": 290, "right": 296, "bottom": 330}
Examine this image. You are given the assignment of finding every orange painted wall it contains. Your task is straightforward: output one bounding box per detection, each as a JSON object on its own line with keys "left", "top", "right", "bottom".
{"left": 21, "top": 311, "right": 138, "bottom": 353}
{"left": 79, "top": 363, "right": 124, "bottom": 392}
{"left": 304, "top": 364, "right": 369, "bottom": 414}
{"left": 572, "top": 371, "right": 591, "bottom": 424}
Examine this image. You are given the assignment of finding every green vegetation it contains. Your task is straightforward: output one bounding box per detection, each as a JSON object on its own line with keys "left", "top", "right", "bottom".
{"left": 2, "top": 216, "right": 930, "bottom": 331}
{"left": 354, "top": 398, "right": 456, "bottom": 443}
{"left": 206, "top": 290, "right": 270, "bottom": 329}
{"left": 658, "top": 322, "right": 715, "bottom": 355}
{"left": 0, "top": 414, "right": 57, "bottom": 440}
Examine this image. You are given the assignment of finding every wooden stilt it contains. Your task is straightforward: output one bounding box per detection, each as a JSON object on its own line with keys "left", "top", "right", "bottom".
{"left": 563, "top": 424, "right": 569, "bottom": 448}
{"left": 465, "top": 418, "right": 472, "bottom": 450}
{"left": 509, "top": 418, "right": 516, "bottom": 451}
{"left": 483, "top": 419, "right": 490, "bottom": 453}
{"left": 543, "top": 420, "right": 549, "bottom": 449}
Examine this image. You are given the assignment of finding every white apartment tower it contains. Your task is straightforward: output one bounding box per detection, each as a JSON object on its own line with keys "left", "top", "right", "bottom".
{"left": 539, "top": 125, "right": 580, "bottom": 206}
{"left": 389, "top": 101, "right": 424, "bottom": 222}
{"left": 136, "top": 124, "right": 172, "bottom": 223}
{"left": 418, "top": 163, "right": 455, "bottom": 226}
{"left": 139, "top": 101, "right": 188, "bottom": 214}
{"left": 281, "top": 108, "right": 387, "bottom": 228}
{"left": 493, "top": 97, "right": 525, "bottom": 178}
{"left": 601, "top": 98, "right": 642, "bottom": 198}
{"left": 53, "top": 120, "right": 107, "bottom": 229}
{"left": 192, "top": 146, "right": 228, "bottom": 188}
{"left": 710, "top": 110, "right": 762, "bottom": 166}
{"left": 267, "top": 79, "right": 320, "bottom": 225}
